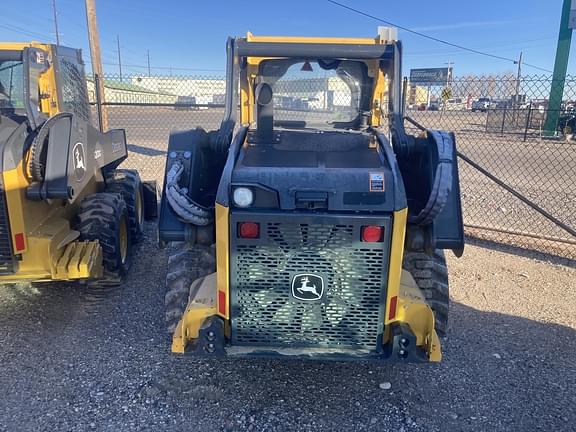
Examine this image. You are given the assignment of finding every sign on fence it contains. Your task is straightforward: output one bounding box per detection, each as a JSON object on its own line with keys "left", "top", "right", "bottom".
{"left": 409, "top": 68, "right": 452, "bottom": 86}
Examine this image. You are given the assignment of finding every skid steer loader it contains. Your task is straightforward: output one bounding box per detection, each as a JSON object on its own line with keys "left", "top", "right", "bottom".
{"left": 159, "top": 28, "right": 464, "bottom": 362}
{"left": 0, "top": 42, "right": 152, "bottom": 285}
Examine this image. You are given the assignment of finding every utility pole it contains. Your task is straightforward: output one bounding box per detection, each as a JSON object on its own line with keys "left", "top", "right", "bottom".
{"left": 116, "top": 34, "right": 123, "bottom": 82}
{"left": 543, "top": 0, "right": 574, "bottom": 136}
{"left": 445, "top": 60, "right": 453, "bottom": 87}
{"left": 52, "top": 0, "right": 61, "bottom": 45}
{"left": 85, "top": 0, "right": 108, "bottom": 131}
{"left": 147, "top": 49, "right": 151, "bottom": 77}
{"left": 514, "top": 51, "right": 523, "bottom": 106}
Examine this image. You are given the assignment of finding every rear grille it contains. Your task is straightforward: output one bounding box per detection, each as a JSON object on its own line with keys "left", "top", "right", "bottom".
{"left": 231, "top": 215, "right": 390, "bottom": 350}
{"left": 0, "top": 176, "right": 15, "bottom": 274}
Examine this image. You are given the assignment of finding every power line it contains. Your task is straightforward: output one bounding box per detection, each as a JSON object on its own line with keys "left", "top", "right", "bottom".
{"left": 405, "top": 37, "right": 556, "bottom": 56}
{"left": 84, "top": 59, "right": 223, "bottom": 73}
{"left": 326, "top": 0, "right": 553, "bottom": 73}
{"left": 0, "top": 23, "right": 53, "bottom": 40}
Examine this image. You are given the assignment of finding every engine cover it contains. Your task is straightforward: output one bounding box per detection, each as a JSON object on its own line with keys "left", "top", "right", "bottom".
{"left": 231, "top": 129, "right": 405, "bottom": 212}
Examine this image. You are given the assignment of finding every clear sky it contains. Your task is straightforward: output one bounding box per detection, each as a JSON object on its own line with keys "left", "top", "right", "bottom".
{"left": 0, "top": 0, "right": 570, "bottom": 77}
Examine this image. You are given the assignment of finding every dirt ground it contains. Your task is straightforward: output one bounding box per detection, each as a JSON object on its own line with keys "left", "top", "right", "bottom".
{"left": 0, "top": 227, "right": 574, "bottom": 431}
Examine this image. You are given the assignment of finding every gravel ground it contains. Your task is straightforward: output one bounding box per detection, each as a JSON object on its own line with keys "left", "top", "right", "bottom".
{"left": 0, "top": 225, "right": 575, "bottom": 432}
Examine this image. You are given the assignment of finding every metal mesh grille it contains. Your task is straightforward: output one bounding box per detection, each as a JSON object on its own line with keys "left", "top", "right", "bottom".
{"left": 232, "top": 222, "right": 386, "bottom": 349}
{"left": 58, "top": 58, "right": 91, "bottom": 122}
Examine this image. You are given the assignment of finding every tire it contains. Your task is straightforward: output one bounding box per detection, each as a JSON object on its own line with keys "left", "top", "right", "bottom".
{"left": 77, "top": 192, "right": 132, "bottom": 286}
{"left": 105, "top": 169, "right": 144, "bottom": 243}
{"left": 402, "top": 249, "right": 449, "bottom": 337}
{"left": 165, "top": 242, "right": 216, "bottom": 334}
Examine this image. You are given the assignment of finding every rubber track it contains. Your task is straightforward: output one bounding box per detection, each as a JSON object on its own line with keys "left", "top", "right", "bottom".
{"left": 165, "top": 242, "right": 215, "bottom": 334}
{"left": 403, "top": 249, "right": 450, "bottom": 337}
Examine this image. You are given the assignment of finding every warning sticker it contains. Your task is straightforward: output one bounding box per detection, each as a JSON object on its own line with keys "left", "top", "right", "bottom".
{"left": 369, "top": 172, "right": 385, "bottom": 192}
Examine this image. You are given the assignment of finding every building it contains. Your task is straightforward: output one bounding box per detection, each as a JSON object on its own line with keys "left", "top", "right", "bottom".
{"left": 130, "top": 76, "right": 226, "bottom": 105}
{"left": 86, "top": 78, "right": 176, "bottom": 104}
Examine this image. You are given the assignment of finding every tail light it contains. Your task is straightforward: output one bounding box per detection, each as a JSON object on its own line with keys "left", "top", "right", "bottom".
{"left": 238, "top": 222, "right": 260, "bottom": 239}
{"left": 361, "top": 225, "right": 383, "bottom": 242}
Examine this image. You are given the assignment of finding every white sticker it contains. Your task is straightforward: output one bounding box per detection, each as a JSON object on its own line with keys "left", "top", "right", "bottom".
{"left": 369, "top": 172, "right": 385, "bottom": 192}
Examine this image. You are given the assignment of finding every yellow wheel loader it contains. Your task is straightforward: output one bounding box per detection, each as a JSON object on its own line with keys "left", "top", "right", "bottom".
{"left": 159, "top": 29, "right": 464, "bottom": 362}
{"left": 0, "top": 43, "right": 153, "bottom": 286}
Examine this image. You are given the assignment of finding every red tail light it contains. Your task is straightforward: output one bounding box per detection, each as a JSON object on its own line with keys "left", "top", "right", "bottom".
{"left": 361, "top": 225, "right": 383, "bottom": 242}
{"left": 218, "top": 290, "right": 227, "bottom": 316}
{"left": 14, "top": 233, "right": 25, "bottom": 252}
{"left": 238, "top": 222, "right": 260, "bottom": 239}
{"left": 388, "top": 295, "right": 398, "bottom": 320}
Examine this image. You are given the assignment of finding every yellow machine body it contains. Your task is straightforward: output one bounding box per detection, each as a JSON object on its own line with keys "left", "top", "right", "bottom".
{"left": 168, "top": 33, "right": 441, "bottom": 362}
{"left": 0, "top": 42, "right": 109, "bottom": 282}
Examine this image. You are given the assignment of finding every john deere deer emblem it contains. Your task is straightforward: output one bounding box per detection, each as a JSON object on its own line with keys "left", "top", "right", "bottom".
{"left": 291, "top": 274, "right": 324, "bottom": 301}
{"left": 72, "top": 142, "right": 86, "bottom": 182}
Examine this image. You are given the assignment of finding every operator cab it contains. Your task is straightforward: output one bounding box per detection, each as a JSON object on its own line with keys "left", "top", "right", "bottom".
{"left": 0, "top": 53, "right": 27, "bottom": 123}
{"left": 230, "top": 40, "right": 403, "bottom": 212}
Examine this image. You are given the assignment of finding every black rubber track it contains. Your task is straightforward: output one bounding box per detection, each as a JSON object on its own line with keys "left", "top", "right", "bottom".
{"left": 77, "top": 192, "right": 131, "bottom": 286}
{"left": 402, "top": 249, "right": 450, "bottom": 337}
{"left": 165, "top": 242, "right": 215, "bottom": 334}
{"left": 105, "top": 169, "right": 144, "bottom": 243}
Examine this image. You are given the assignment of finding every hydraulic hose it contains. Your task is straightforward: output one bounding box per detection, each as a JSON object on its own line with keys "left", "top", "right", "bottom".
{"left": 165, "top": 160, "right": 213, "bottom": 226}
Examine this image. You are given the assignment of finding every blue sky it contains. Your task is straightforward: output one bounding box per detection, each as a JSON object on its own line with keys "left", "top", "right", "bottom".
{"left": 0, "top": 0, "right": 569, "bottom": 77}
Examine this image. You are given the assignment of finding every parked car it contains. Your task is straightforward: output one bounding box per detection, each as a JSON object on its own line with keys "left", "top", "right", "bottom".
{"left": 442, "top": 98, "right": 466, "bottom": 111}
{"left": 472, "top": 97, "right": 491, "bottom": 112}
{"left": 558, "top": 108, "right": 576, "bottom": 137}
{"left": 174, "top": 95, "right": 197, "bottom": 111}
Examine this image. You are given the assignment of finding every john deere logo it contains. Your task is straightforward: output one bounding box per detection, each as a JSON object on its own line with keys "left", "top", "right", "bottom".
{"left": 72, "top": 142, "right": 86, "bottom": 182}
{"left": 291, "top": 274, "right": 324, "bottom": 301}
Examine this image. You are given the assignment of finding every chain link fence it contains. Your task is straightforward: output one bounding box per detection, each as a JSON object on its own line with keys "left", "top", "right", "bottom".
{"left": 90, "top": 73, "right": 576, "bottom": 260}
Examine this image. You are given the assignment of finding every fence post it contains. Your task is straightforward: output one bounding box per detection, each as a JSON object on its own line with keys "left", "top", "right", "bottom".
{"left": 402, "top": 77, "right": 408, "bottom": 114}
{"left": 500, "top": 105, "right": 507, "bottom": 135}
{"left": 524, "top": 101, "right": 532, "bottom": 142}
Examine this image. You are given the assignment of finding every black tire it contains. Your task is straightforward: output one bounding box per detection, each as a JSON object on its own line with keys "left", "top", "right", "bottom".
{"left": 402, "top": 249, "right": 449, "bottom": 337}
{"left": 105, "top": 169, "right": 144, "bottom": 243}
{"left": 165, "top": 242, "right": 216, "bottom": 334}
{"left": 77, "top": 193, "right": 132, "bottom": 286}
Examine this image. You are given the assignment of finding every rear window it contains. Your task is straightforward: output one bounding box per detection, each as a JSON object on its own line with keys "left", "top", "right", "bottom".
{"left": 258, "top": 59, "right": 368, "bottom": 128}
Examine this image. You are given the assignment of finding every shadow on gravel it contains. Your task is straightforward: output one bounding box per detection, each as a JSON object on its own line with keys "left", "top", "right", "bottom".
{"left": 127, "top": 143, "right": 165, "bottom": 156}
{"left": 149, "top": 302, "right": 575, "bottom": 431}
{"left": 0, "top": 228, "right": 574, "bottom": 431}
{"left": 465, "top": 235, "right": 576, "bottom": 267}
